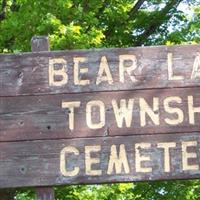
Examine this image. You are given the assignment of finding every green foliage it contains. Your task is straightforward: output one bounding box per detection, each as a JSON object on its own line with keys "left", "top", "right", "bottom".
{"left": 187, "top": 6, "right": 200, "bottom": 43}
{"left": 0, "top": 0, "right": 199, "bottom": 52}
{"left": 1, "top": 0, "right": 200, "bottom": 199}
{"left": 14, "top": 181, "right": 200, "bottom": 200}
{"left": 132, "top": 180, "right": 200, "bottom": 200}
{"left": 15, "top": 189, "right": 35, "bottom": 200}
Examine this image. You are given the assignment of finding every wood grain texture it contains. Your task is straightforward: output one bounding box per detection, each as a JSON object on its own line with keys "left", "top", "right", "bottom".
{"left": 0, "top": 44, "right": 200, "bottom": 97}
{"left": 32, "top": 36, "right": 55, "bottom": 200}
{"left": 1, "top": 87, "right": 200, "bottom": 142}
{"left": 1, "top": 42, "right": 200, "bottom": 188}
{"left": 0, "top": 132, "right": 200, "bottom": 188}
{"left": 31, "top": 36, "right": 50, "bottom": 52}
{"left": 36, "top": 187, "right": 55, "bottom": 200}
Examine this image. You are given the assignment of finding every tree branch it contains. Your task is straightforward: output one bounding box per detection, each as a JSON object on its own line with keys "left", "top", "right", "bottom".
{"left": 105, "top": 0, "right": 146, "bottom": 38}
{"left": 0, "top": 0, "right": 7, "bottom": 21}
{"left": 133, "top": 0, "right": 183, "bottom": 46}
{"left": 128, "top": 0, "right": 146, "bottom": 19}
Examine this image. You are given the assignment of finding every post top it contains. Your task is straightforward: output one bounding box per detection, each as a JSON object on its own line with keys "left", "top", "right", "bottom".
{"left": 31, "top": 36, "right": 50, "bottom": 52}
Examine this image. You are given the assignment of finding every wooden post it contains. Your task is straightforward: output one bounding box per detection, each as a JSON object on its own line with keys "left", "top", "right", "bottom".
{"left": 31, "top": 36, "right": 55, "bottom": 200}
{"left": 36, "top": 187, "right": 55, "bottom": 200}
{"left": 31, "top": 36, "right": 50, "bottom": 52}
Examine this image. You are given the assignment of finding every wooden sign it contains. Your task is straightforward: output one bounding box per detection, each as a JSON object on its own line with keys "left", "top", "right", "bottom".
{"left": 0, "top": 40, "right": 200, "bottom": 188}
{"left": 0, "top": 133, "right": 200, "bottom": 188}
{"left": 0, "top": 45, "right": 200, "bottom": 96}
{"left": 1, "top": 87, "right": 200, "bottom": 142}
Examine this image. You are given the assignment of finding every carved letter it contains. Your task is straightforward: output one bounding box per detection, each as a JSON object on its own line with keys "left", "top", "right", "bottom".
{"left": 164, "top": 96, "right": 184, "bottom": 125}
{"left": 119, "top": 55, "right": 138, "bottom": 83}
{"left": 168, "top": 53, "right": 183, "bottom": 80}
{"left": 112, "top": 99, "right": 134, "bottom": 128}
{"left": 85, "top": 145, "right": 102, "bottom": 176}
{"left": 74, "top": 57, "right": 90, "bottom": 85}
{"left": 62, "top": 101, "right": 81, "bottom": 130}
{"left": 182, "top": 141, "right": 199, "bottom": 171}
{"left": 60, "top": 146, "right": 79, "bottom": 177}
{"left": 107, "top": 144, "right": 130, "bottom": 174}
{"left": 140, "top": 98, "right": 160, "bottom": 127}
{"left": 96, "top": 56, "right": 113, "bottom": 85}
{"left": 191, "top": 52, "right": 200, "bottom": 79}
{"left": 49, "top": 58, "right": 68, "bottom": 86}
{"left": 86, "top": 101, "right": 105, "bottom": 129}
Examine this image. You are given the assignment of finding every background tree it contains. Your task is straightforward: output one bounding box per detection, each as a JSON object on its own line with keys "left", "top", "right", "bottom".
{"left": 0, "top": 0, "right": 200, "bottom": 199}
{"left": 0, "top": 0, "right": 199, "bottom": 52}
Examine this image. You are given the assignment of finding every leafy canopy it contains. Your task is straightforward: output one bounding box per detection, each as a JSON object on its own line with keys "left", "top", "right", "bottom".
{"left": 0, "top": 0, "right": 200, "bottom": 52}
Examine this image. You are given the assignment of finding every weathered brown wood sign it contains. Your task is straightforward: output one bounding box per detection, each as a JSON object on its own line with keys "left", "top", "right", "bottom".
{"left": 0, "top": 37, "right": 200, "bottom": 190}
